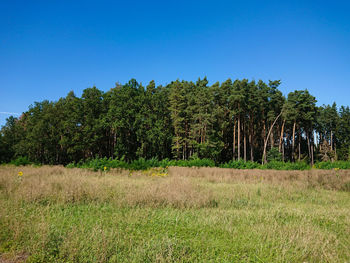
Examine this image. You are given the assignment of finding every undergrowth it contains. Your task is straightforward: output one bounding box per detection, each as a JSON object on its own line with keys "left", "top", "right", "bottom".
{"left": 7, "top": 156, "right": 350, "bottom": 171}
{"left": 66, "top": 157, "right": 350, "bottom": 171}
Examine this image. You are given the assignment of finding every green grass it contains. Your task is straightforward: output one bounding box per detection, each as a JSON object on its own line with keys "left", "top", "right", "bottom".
{"left": 1, "top": 166, "right": 350, "bottom": 262}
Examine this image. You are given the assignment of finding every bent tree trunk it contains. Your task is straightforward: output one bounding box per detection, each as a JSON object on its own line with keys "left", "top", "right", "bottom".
{"left": 279, "top": 120, "right": 285, "bottom": 152}
{"left": 262, "top": 112, "right": 282, "bottom": 164}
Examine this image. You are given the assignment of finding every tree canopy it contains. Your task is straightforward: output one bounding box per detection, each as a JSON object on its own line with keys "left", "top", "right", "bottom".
{"left": 1, "top": 78, "right": 349, "bottom": 165}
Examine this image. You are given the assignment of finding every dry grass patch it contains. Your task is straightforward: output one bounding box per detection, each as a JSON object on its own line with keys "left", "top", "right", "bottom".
{"left": 169, "top": 166, "right": 350, "bottom": 190}
{"left": 0, "top": 166, "right": 217, "bottom": 209}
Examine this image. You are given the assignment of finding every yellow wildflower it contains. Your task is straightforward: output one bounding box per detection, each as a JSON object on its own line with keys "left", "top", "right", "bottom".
{"left": 18, "top": 171, "right": 23, "bottom": 176}
{"left": 104, "top": 166, "right": 107, "bottom": 171}
{"left": 334, "top": 168, "right": 340, "bottom": 171}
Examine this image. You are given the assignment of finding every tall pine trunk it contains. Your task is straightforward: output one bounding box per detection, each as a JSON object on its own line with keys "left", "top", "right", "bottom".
{"left": 233, "top": 118, "right": 236, "bottom": 160}
{"left": 307, "top": 131, "right": 311, "bottom": 163}
{"left": 330, "top": 130, "right": 333, "bottom": 151}
{"left": 238, "top": 116, "right": 241, "bottom": 161}
{"left": 282, "top": 137, "right": 285, "bottom": 162}
{"left": 311, "top": 131, "right": 314, "bottom": 165}
{"left": 250, "top": 114, "right": 254, "bottom": 161}
{"left": 298, "top": 130, "right": 301, "bottom": 162}
{"left": 243, "top": 122, "right": 247, "bottom": 162}
{"left": 270, "top": 123, "right": 274, "bottom": 149}
{"left": 292, "top": 121, "right": 296, "bottom": 161}
{"left": 279, "top": 120, "right": 285, "bottom": 152}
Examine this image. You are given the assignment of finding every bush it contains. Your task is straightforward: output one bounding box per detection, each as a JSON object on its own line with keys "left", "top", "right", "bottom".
{"left": 67, "top": 157, "right": 128, "bottom": 171}
{"left": 66, "top": 157, "right": 216, "bottom": 171}
{"left": 66, "top": 157, "right": 350, "bottom": 171}
{"left": 220, "top": 160, "right": 310, "bottom": 170}
{"left": 314, "top": 161, "right": 350, "bottom": 170}
{"left": 267, "top": 147, "right": 282, "bottom": 162}
{"left": 175, "top": 158, "right": 215, "bottom": 168}
{"left": 66, "top": 162, "right": 76, "bottom": 169}
{"left": 262, "top": 161, "right": 310, "bottom": 170}
{"left": 10, "top": 156, "right": 31, "bottom": 166}
{"left": 220, "top": 160, "right": 260, "bottom": 169}
{"left": 129, "top": 158, "right": 156, "bottom": 170}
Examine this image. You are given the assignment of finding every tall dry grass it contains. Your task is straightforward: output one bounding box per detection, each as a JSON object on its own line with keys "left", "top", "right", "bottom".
{"left": 0, "top": 166, "right": 217, "bottom": 208}
{"left": 1, "top": 165, "right": 349, "bottom": 209}
{"left": 170, "top": 166, "right": 350, "bottom": 190}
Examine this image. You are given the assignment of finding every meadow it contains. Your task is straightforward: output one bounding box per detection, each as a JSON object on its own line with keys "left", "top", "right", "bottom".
{"left": 1, "top": 165, "right": 350, "bottom": 262}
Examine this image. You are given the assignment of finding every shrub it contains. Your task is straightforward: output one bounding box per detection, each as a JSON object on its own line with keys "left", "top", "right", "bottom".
{"left": 129, "top": 158, "right": 155, "bottom": 170}
{"left": 262, "top": 161, "right": 310, "bottom": 170}
{"left": 219, "top": 160, "right": 261, "bottom": 169}
{"left": 66, "top": 162, "right": 76, "bottom": 168}
{"left": 65, "top": 157, "right": 216, "bottom": 171}
{"left": 66, "top": 157, "right": 350, "bottom": 171}
{"left": 314, "top": 161, "right": 350, "bottom": 170}
{"left": 267, "top": 147, "right": 282, "bottom": 162}
{"left": 175, "top": 158, "right": 215, "bottom": 168}
{"left": 10, "top": 156, "right": 31, "bottom": 166}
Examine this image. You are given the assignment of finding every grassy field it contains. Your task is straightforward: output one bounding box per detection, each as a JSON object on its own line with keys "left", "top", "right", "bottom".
{"left": 1, "top": 166, "right": 350, "bottom": 262}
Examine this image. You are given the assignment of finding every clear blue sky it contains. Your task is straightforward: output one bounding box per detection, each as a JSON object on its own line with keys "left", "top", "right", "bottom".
{"left": 1, "top": 0, "right": 349, "bottom": 127}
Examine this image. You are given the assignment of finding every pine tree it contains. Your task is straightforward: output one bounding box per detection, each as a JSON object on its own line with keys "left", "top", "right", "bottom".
{"left": 169, "top": 80, "right": 187, "bottom": 159}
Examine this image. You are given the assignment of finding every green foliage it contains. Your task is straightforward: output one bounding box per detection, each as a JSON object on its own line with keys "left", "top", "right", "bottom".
{"left": 219, "top": 160, "right": 311, "bottom": 170}
{"left": 65, "top": 162, "right": 76, "bottom": 169}
{"left": 314, "top": 161, "right": 350, "bottom": 170}
{"left": 336, "top": 106, "right": 350, "bottom": 160}
{"left": 220, "top": 160, "right": 261, "bottom": 169}
{"left": 267, "top": 147, "right": 282, "bottom": 162}
{"left": 67, "top": 157, "right": 216, "bottom": 171}
{"left": 173, "top": 158, "right": 215, "bottom": 168}
{"left": 128, "top": 158, "right": 157, "bottom": 170}
{"left": 1, "top": 78, "right": 350, "bottom": 166}
{"left": 67, "top": 157, "right": 128, "bottom": 171}
{"left": 10, "top": 156, "right": 31, "bottom": 166}
{"left": 262, "top": 161, "right": 310, "bottom": 170}
{"left": 0, "top": 135, "right": 7, "bottom": 164}
{"left": 66, "top": 157, "right": 339, "bottom": 171}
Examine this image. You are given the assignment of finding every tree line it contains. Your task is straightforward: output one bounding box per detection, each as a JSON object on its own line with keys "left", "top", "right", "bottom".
{"left": 1, "top": 78, "right": 349, "bottom": 165}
